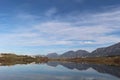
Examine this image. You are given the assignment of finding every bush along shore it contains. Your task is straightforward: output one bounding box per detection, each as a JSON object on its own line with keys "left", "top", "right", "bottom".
{"left": 0, "top": 53, "right": 48, "bottom": 66}
{"left": 48, "top": 56, "right": 120, "bottom": 66}
{"left": 0, "top": 53, "right": 120, "bottom": 66}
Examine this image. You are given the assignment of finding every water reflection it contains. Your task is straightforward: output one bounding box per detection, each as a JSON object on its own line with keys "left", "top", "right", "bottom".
{"left": 47, "top": 61, "right": 120, "bottom": 78}
{"left": 0, "top": 62, "right": 120, "bottom": 80}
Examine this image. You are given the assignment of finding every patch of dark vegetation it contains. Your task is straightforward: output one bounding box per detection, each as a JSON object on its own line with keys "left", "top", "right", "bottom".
{"left": 0, "top": 53, "right": 48, "bottom": 66}
{"left": 49, "top": 56, "right": 120, "bottom": 66}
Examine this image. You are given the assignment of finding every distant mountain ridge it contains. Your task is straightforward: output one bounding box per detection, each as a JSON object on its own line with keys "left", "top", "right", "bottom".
{"left": 46, "top": 53, "right": 59, "bottom": 59}
{"left": 60, "top": 50, "right": 90, "bottom": 58}
{"left": 91, "top": 42, "right": 120, "bottom": 57}
{"left": 46, "top": 42, "right": 120, "bottom": 58}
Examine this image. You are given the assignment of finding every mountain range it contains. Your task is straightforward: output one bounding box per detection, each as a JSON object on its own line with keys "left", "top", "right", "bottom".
{"left": 90, "top": 42, "right": 120, "bottom": 57}
{"left": 60, "top": 50, "right": 89, "bottom": 58}
{"left": 46, "top": 53, "right": 59, "bottom": 59}
{"left": 46, "top": 42, "right": 120, "bottom": 58}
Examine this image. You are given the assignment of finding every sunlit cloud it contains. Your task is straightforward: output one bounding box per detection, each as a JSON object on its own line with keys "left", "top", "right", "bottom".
{"left": 0, "top": 1, "right": 120, "bottom": 54}
{"left": 0, "top": 6, "right": 120, "bottom": 47}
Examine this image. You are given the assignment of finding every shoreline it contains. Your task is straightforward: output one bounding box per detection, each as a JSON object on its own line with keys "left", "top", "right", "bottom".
{"left": 48, "top": 56, "right": 120, "bottom": 66}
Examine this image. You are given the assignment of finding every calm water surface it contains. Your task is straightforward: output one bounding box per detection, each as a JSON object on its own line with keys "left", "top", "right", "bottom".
{"left": 0, "top": 62, "right": 120, "bottom": 80}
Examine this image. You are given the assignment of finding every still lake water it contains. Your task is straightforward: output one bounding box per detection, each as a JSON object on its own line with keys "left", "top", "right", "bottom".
{"left": 0, "top": 62, "right": 120, "bottom": 80}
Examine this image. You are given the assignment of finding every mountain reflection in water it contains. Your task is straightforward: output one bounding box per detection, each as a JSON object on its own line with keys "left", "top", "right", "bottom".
{"left": 0, "top": 62, "right": 120, "bottom": 80}
{"left": 47, "top": 61, "right": 120, "bottom": 78}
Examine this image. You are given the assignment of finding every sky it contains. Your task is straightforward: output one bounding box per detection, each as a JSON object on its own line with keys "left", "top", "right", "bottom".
{"left": 0, "top": 0, "right": 120, "bottom": 55}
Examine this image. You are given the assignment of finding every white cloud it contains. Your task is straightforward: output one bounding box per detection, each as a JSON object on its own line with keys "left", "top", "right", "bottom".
{"left": 45, "top": 7, "right": 57, "bottom": 17}
{"left": 0, "top": 6, "right": 120, "bottom": 48}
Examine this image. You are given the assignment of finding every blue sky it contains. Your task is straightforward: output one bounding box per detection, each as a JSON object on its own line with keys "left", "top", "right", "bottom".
{"left": 0, "top": 0, "right": 120, "bottom": 55}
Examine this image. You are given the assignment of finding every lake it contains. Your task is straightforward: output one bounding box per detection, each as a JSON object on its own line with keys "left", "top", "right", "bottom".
{"left": 0, "top": 62, "right": 120, "bottom": 80}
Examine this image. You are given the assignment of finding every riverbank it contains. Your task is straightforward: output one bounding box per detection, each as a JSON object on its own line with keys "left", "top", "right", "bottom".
{"left": 0, "top": 53, "right": 120, "bottom": 66}
{"left": 48, "top": 56, "right": 120, "bottom": 66}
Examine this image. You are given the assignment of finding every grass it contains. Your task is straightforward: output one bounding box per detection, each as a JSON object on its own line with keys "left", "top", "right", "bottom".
{"left": 48, "top": 56, "right": 120, "bottom": 66}
{"left": 0, "top": 54, "right": 48, "bottom": 66}
{"left": 0, "top": 53, "right": 120, "bottom": 66}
